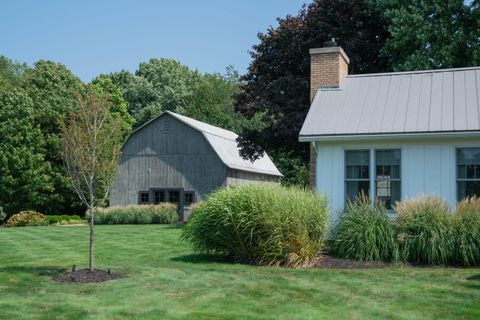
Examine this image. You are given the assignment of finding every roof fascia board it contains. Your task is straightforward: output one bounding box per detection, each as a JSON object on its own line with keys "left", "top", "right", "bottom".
{"left": 299, "top": 131, "right": 480, "bottom": 142}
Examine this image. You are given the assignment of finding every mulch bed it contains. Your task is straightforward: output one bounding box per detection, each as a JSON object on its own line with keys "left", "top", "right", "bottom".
{"left": 52, "top": 269, "right": 126, "bottom": 283}
{"left": 314, "top": 254, "right": 466, "bottom": 269}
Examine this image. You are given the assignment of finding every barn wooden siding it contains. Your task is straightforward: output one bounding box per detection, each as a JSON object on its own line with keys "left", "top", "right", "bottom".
{"left": 110, "top": 114, "right": 227, "bottom": 206}
{"left": 226, "top": 169, "right": 281, "bottom": 185}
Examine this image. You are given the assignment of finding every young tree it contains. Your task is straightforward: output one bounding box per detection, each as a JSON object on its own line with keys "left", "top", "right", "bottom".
{"left": 59, "top": 89, "right": 123, "bottom": 271}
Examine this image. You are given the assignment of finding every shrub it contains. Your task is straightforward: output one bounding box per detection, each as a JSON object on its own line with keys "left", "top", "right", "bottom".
{"left": 395, "top": 196, "right": 455, "bottom": 265}
{"left": 94, "top": 204, "right": 178, "bottom": 224}
{"left": 45, "top": 215, "right": 82, "bottom": 225}
{"left": 182, "top": 184, "right": 329, "bottom": 268}
{"left": 5, "top": 211, "right": 48, "bottom": 227}
{"left": 454, "top": 197, "right": 480, "bottom": 266}
{"left": 0, "top": 207, "right": 6, "bottom": 225}
{"left": 331, "top": 195, "right": 399, "bottom": 262}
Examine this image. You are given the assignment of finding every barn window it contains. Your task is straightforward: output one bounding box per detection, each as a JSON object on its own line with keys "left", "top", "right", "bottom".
{"left": 457, "top": 147, "right": 480, "bottom": 200}
{"left": 345, "top": 150, "right": 370, "bottom": 204}
{"left": 139, "top": 191, "right": 149, "bottom": 204}
{"left": 375, "top": 149, "right": 401, "bottom": 209}
{"left": 154, "top": 190, "right": 166, "bottom": 204}
{"left": 184, "top": 192, "right": 195, "bottom": 206}
{"left": 168, "top": 190, "right": 180, "bottom": 204}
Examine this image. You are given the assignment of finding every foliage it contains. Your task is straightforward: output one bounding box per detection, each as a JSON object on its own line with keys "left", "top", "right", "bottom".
{"left": 93, "top": 204, "right": 178, "bottom": 224}
{"left": 22, "top": 60, "right": 86, "bottom": 215}
{"left": 376, "top": 0, "right": 480, "bottom": 71}
{"left": 235, "top": 0, "right": 390, "bottom": 165}
{"left": 0, "top": 56, "right": 27, "bottom": 93}
{"left": 331, "top": 195, "right": 399, "bottom": 262}
{"left": 89, "top": 76, "right": 134, "bottom": 138}
{"left": 45, "top": 215, "right": 82, "bottom": 225}
{"left": 182, "top": 184, "right": 329, "bottom": 267}
{"left": 269, "top": 149, "right": 310, "bottom": 188}
{"left": 395, "top": 196, "right": 455, "bottom": 265}
{"left": 59, "top": 88, "right": 124, "bottom": 270}
{"left": 454, "top": 197, "right": 480, "bottom": 266}
{"left": 134, "top": 58, "right": 201, "bottom": 126}
{"left": 0, "top": 88, "right": 53, "bottom": 216}
{"left": 0, "top": 207, "right": 6, "bottom": 224}
{"left": 5, "top": 211, "right": 47, "bottom": 227}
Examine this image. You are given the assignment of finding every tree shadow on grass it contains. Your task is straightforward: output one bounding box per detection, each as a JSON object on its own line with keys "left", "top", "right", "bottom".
{"left": 170, "top": 253, "right": 232, "bottom": 264}
{"left": 0, "top": 266, "right": 66, "bottom": 276}
{"left": 467, "top": 274, "right": 480, "bottom": 281}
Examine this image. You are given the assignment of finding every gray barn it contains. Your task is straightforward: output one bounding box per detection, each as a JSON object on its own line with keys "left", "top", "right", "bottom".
{"left": 110, "top": 111, "right": 282, "bottom": 219}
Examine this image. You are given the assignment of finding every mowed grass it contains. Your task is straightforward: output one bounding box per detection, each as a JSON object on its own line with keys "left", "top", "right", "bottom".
{"left": 0, "top": 225, "right": 479, "bottom": 320}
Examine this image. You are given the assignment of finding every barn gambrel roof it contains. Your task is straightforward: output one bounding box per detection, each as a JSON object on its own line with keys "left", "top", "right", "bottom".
{"left": 300, "top": 66, "right": 480, "bottom": 141}
{"left": 126, "top": 111, "right": 282, "bottom": 177}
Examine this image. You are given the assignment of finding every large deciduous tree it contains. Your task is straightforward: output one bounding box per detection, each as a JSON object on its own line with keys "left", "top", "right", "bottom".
{"left": 235, "top": 0, "right": 390, "bottom": 184}
{"left": 0, "top": 89, "right": 53, "bottom": 216}
{"left": 23, "top": 60, "right": 86, "bottom": 215}
{"left": 60, "top": 89, "right": 123, "bottom": 271}
{"left": 377, "top": 0, "right": 480, "bottom": 71}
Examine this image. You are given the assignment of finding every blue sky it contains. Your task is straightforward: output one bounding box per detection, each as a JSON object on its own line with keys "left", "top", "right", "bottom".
{"left": 0, "top": 0, "right": 309, "bottom": 82}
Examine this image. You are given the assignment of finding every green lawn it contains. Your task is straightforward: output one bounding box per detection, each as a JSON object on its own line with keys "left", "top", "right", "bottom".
{"left": 0, "top": 225, "right": 479, "bottom": 320}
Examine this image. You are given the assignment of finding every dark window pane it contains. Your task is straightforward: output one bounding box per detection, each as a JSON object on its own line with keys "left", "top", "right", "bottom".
{"left": 375, "top": 149, "right": 401, "bottom": 209}
{"left": 457, "top": 165, "right": 466, "bottom": 179}
{"left": 458, "top": 181, "right": 480, "bottom": 200}
{"left": 345, "top": 150, "right": 370, "bottom": 179}
{"left": 168, "top": 190, "right": 180, "bottom": 204}
{"left": 184, "top": 192, "right": 195, "bottom": 206}
{"left": 346, "top": 181, "right": 370, "bottom": 203}
{"left": 154, "top": 190, "right": 165, "bottom": 204}
{"left": 476, "top": 165, "right": 480, "bottom": 179}
{"left": 467, "top": 165, "right": 475, "bottom": 179}
{"left": 376, "top": 180, "right": 401, "bottom": 209}
{"left": 139, "top": 192, "right": 149, "bottom": 204}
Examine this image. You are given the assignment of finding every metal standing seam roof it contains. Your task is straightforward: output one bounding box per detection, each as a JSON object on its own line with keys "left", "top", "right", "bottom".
{"left": 299, "top": 66, "right": 480, "bottom": 140}
{"left": 127, "top": 111, "right": 283, "bottom": 177}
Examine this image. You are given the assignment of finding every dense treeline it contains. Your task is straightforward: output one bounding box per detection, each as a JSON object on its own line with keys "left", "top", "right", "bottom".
{"left": 0, "top": 57, "right": 250, "bottom": 217}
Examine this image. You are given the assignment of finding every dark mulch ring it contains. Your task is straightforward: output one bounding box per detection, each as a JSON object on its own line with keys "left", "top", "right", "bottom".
{"left": 52, "top": 269, "right": 127, "bottom": 283}
{"left": 314, "top": 254, "right": 468, "bottom": 269}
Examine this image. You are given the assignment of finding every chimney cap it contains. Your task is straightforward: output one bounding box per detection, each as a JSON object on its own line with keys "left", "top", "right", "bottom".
{"left": 309, "top": 46, "right": 350, "bottom": 64}
{"left": 323, "top": 38, "right": 337, "bottom": 47}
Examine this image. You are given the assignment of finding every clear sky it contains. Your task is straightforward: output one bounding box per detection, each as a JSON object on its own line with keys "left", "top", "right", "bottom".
{"left": 0, "top": 0, "right": 309, "bottom": 82}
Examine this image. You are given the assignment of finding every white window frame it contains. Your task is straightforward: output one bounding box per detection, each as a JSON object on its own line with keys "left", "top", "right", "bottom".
{"left": 456, "top": 146, "right": 480, "bottom": 201}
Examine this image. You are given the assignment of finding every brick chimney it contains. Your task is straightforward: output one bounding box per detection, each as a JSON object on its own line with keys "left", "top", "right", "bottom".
{"left": 308, "top": 42, "right": 350, "bottom": 187}
{"left": 309, "top": 44, "right": 350, "bottom": 102}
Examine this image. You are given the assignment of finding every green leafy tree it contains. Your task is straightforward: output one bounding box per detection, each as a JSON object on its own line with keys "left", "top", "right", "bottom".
{"left": 90, "top": 76, "right": 134, "bottom": 137}
{"left": 60, "top": 89, "right": 124, "bottom": 271}
{"left": 376, "top": 0, "right": 480, "bottom": 70}
{"left": 0, "top": 56, "right": 27, "bottom": 93}
{"left": 22, "top": 60, "right": 85, "bottom": 214}
{"left": 98, "top": 71, "right": 161, "bottom": 125}
{"left": 135, "top": 58, "right": 201, "bottom": 126}
{"left": 235, "top": 0, "right": 390, "bottom": 184}
{"left": 0, "top": 89, "right": 53, "bottom": 216}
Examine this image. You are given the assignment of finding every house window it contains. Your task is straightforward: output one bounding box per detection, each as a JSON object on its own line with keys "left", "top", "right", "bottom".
{"left": 168, "top": 190, "right": 180, "bottom": 204}
{"left": 184, "top": 192, "right": 195, "bottom": 207}
{"left": 457, "top": 147, "right": 480, "bottom": 200}
{"left": 154, "top": 190, "right": 166, "bottom": 204}
{"left": 139, "top": 191, "right": 149, "bottom": 204}
{"left": 345, "top": 150, "right": 370, "bottom": 204}
{"left": 375, "top": 149, "right": 401, "bottom": 209}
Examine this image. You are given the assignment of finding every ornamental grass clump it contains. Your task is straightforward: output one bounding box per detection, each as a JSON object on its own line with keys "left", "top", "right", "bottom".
{"left": 182, "top": 184, "right": 329, "bottom": 268}
{"left": 454, "top": 197, "right": 480, "bottom": 267}
{"left": 395, "top": 196, "right": 455, "bottom": 265}
{"left": 94, "top": 204, "right": 178, "bottom": 224}
{"left": 331, "top": 194, "right": 399, "bottom": 262}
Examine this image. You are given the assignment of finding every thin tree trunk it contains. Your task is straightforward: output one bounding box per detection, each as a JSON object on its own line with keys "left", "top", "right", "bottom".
{"left": 89, "top": 208, "right": 94, "bottom": 271}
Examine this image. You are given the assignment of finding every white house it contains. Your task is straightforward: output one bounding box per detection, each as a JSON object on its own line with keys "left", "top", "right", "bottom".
{"left": 299, "top": 45, "right": 480, "bottom": 219}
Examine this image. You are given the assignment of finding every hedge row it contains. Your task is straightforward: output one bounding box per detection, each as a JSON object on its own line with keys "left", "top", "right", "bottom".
{"left": 93, "top": 204, "right": 179, "bottom": 225}
{"left": 331, "top": 196, "right": 480, "bottom": 266}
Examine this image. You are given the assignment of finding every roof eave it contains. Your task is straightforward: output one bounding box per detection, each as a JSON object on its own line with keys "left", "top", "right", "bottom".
{"left": 299, "top": 130, "right": 480, "bottom": 142}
